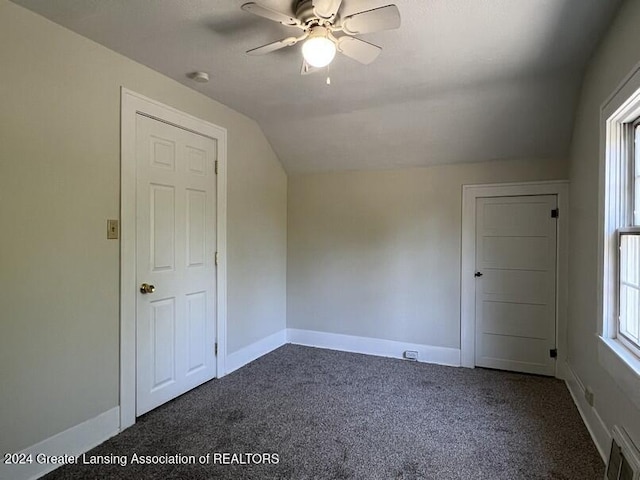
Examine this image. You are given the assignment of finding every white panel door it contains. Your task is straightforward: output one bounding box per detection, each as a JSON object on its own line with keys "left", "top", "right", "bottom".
{"left": 475, "top": 195, "right": 557, "bottom": 376}
{"left": 136, "top": 114, "right": 217, "bottom": 415}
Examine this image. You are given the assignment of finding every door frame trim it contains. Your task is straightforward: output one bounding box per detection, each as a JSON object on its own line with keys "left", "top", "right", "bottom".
{"left": 119, "top": 88, "right": 228, "bottom": 430}
{"left": 460, "top": 180, "right": 569, "bottom": 377}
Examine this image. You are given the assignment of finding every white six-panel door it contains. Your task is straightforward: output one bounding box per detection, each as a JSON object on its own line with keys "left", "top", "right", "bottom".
{"left": 475, "top": 195, "right": 557, "bottom": 376}
{"left": 135, "top": 114, "right": 217, "bottom": 415}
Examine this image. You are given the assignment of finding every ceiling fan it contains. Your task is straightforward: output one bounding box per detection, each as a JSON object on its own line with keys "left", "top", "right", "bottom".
{"left": 241, "top": 0, "right": 401, "bottom": 74}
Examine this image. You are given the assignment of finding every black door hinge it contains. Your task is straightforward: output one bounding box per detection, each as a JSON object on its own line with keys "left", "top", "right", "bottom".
{"left": 551, "top": 208, "right": 559, "bottom": 218}
{"left": 549, "top": 348, "right": 558, "bottom": 358}
{"left": 215, "top": 342, "right": 218, "bottom": 356}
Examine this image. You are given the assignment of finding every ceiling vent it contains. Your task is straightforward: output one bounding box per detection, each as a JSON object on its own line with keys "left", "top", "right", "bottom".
{"left": 606, "top": 426, "right": 640, "bottom": 480}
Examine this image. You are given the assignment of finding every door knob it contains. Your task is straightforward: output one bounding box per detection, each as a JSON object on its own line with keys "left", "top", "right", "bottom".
{"left": 140, "top": 283, "right": 155, "bottom": 294}
{"left": 474, "top": 272, "right": 483, "bottom": 277}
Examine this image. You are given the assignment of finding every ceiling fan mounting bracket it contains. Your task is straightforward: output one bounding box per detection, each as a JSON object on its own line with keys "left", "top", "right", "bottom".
{"left": 295, "top": 0, "right": 337, "bottom": 28}
{"left": 295, "top": 0, "right": 316, "bottom": 24}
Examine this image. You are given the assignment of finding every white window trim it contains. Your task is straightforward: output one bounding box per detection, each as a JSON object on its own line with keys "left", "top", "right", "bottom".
{"left": 598, "top": 61, "right": 640, "bottom": 410}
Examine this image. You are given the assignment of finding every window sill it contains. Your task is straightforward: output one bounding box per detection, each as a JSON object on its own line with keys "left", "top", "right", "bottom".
{"left": 598, "top": 336, "right": 640, "bottom": 410}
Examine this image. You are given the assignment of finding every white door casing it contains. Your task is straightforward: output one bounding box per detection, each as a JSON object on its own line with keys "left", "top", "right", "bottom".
{"left": 474, "top": 195, "right": 558, "bottom": 376}
{"left": 460, "top": 181, "right": 568, "bottom": 378}
{"left": 135, "top": 114, "right": 217, "bottom": 415}
{"left": 121, "top": 89, "right": 227, "bottom": 429}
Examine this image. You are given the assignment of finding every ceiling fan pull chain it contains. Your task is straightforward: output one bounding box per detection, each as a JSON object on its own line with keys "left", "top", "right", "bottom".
{"left": 326, "top": 65, "right": 331, "bottom": 85}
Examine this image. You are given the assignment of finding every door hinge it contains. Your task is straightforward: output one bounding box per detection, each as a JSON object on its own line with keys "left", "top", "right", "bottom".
{"left": 549, "top": 348, "right": 558, "bottom": 358}
{"left": 215, "top": 160, "right": 218, "bottom": 175}
{"left": 551, "top": 208, "right": 559, "bottom": 218}
{"left": 215, "top": 251, "right": 219, "bottom": 266}
{"left": 214, "top": 342, "right": 218, "bottom": 356}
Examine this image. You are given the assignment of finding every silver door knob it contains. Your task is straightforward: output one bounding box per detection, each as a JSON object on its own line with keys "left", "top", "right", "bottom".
{"left": 140, "top": 283, "right": 155, "bottom": 294}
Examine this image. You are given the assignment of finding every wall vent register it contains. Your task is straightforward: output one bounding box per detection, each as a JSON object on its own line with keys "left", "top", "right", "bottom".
{"left": 606, "top": 426, "right": 640, "bottom": 480}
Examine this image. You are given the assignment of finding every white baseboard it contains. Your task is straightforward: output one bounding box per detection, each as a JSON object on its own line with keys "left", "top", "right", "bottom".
{"left": 0, "top": 406, "right": 120, "bottom": 480}
{"left": 226, "top": 329, "right": 287, "bottom": 374}
{"left": 286, "top": 328, "right": 461, "bottom": 367}
{"left": 563, "top": 361, "right": 611, "bottom": 461}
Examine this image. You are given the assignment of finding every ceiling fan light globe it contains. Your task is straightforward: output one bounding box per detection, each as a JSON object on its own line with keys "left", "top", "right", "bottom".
{"left": 302, "top": 36, "right": 336, "bottom": 68}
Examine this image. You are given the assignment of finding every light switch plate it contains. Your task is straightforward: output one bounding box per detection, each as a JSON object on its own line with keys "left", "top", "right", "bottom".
{"left": 107, "top": 219, "right": 119, "bottom": 239}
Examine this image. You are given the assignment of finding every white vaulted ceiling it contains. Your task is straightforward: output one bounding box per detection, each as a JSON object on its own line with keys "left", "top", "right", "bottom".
{"left": 11, "top": 0, "right": 622, "bottom": 173}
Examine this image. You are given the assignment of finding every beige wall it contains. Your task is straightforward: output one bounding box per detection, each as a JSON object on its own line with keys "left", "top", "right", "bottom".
{"left": 567, "top": 0, "right": 640, "bottom": 447}
{"left": 288, "top": 158, "right": 567, "bottom": 347}
{"left": 0, "top": 0, "right": 286, "bottom": 453}
{"left": 227, "top": 127, "right": 287, "bottom": 352}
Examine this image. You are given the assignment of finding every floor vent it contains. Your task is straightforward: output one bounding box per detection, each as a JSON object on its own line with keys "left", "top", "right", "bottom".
{"left": 606, "top": 426, "right": 640, "bottom": 480}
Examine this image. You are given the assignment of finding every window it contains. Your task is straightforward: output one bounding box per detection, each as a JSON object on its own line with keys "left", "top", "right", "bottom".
{"left": 634, "top": 121, "right": 640, "bottom": 225}
{"left": 617, "top": 120, "right": 640, "bottom": 356}
{"left": 599, "top": 67, "right": 640, "bottom": 407}
{"left": 619, "top": 228, "right": 640, "bottom": 357}
{"left": 615, "top": 120, "right": 640, "bottom": 358}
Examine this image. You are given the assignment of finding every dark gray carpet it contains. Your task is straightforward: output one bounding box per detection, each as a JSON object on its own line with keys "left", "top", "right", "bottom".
{"left": 44, "top": 345, "right": 603, "bottom": 479}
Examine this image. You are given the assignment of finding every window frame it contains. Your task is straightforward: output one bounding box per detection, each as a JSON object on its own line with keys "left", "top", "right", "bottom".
{"left": 633, "top": 118, "right": 640, "bottom": 226}
{"left": 597, "top": 62, "right": 640, "bottom": 411}
{"left": 617, "top": 227, "right": 640, "bottom": 358}
{"left": 601, "top": 85, "right": 640, "bottom": 346}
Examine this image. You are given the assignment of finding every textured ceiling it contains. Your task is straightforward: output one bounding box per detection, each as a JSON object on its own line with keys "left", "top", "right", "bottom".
{"left": 11, "top": 0, "right": 622, "bottom": 173}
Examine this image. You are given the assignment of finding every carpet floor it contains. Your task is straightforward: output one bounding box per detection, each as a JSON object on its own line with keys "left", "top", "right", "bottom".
{"left": 44, "top": 344, "right": 604, "bottom": 479}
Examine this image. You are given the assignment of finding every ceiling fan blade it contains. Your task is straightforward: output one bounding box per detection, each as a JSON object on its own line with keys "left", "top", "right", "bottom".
{"left": 241, "top": 2, "right": 301, "bottom": 28}
{"left": 341, "top": 5, "right": 401, "bottom": 35}
{"left": 312, "top": 0, "right": 343, "bottom": 20}
{"left": 300, "top": 59, "right": 322, "bottom": 75}
{"left": 337, "top": 36, "right": 381, "bottom": 64}
{"left": 247, "top": 37, "right": 299, "bottom": 55}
